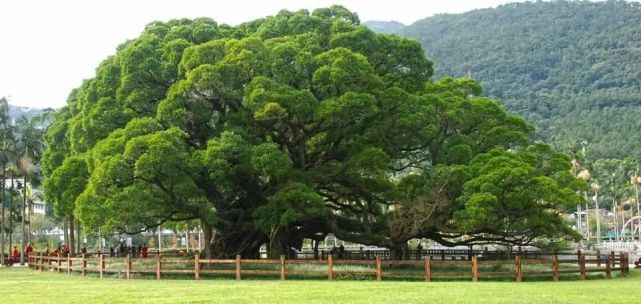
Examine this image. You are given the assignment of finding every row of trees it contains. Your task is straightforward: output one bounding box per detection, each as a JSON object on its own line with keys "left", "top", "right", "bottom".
{"left": 570, "top": 151, "right": 641, "bottom": 241}
{"left": 42, "top": 7, "right": 584, "bottom": 259}
{"left": 0, "top": 97, "right": 51, "bottom": 264}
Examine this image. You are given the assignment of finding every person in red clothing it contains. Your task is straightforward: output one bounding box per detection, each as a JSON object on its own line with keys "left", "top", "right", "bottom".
{"left": 11, "top": 246, "right": 19, "bottom": 261}
{"left": 25, "top": 243, "right": 33, "bottom": 257}
{"left": 142, "top": 244, "right": 148, "bottom": 258}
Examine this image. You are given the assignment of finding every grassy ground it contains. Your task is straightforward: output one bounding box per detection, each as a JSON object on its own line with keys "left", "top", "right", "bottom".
{"left": 0, "top": 267, "right": 639, "bottom": 304}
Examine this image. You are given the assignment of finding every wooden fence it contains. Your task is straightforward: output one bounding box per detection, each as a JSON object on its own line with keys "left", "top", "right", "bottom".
{"left": 28, "top": 250, "right": 629, "bottom": 282}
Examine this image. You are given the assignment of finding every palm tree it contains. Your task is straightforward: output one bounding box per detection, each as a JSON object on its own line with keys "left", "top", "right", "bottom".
{"left": 14, "top": 111, "right": 51, "bottom": 264}
{"left": 0, "top": 97, "right": 14, "bottom": 266}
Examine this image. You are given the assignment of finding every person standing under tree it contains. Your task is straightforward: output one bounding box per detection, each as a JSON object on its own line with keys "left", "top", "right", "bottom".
{"left": 142, "top": 244, "right": 148, "bottom": 258}
{"left": 25, "top": 243, "right": 33, "bottom": 257}
{"left": 11, "top": 246, "right": 19, "bottom": 262}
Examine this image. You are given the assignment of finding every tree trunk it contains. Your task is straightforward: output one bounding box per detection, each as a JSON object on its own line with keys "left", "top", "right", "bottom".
{"left": 69, "top": 217, "right": 76, "bottom": 256}
{"left": 201, "top": 223, "right": 213, "bottom": 259}
{"left": 186, "top": 230, "right": 190, "bottom": 252}
{"left": 267, "top": 228, "right": 287, "bottom": 259}
{"left": 201, "top": 225, "right": 265, "bottom": 259}
{"left": 391, "top": 242, "right": 405, "bottom": 260}
{"left": 0, "top": 165, "right": 5, "bottom": 265}
{"left": 76, "top": 220, "right": 81, "bottom": 254}
{"left": 8, "top": 175, "right": 14, "bottom": 259}
{"left": 27, "top": 202, "right": 31, "bottom": 244}
{"left": 63, "top": 220, "right": 68, "bottom": 247}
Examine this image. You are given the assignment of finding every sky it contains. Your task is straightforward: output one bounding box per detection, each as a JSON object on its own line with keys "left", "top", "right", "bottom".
{"left": 0, "top": 0, "right": 524, "bottom": 109}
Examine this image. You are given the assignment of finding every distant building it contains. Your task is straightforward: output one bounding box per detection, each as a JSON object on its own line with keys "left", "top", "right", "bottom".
{"left": 31, "top": 200, "right": 46, "bottom": 217}
{"left": 2, "top": 178, "right": 47, "bottom": 217}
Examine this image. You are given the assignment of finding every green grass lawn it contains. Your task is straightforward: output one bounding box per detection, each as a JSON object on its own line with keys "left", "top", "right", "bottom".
{"left": 0, "top": 267, "right": 639, "bottom": 304}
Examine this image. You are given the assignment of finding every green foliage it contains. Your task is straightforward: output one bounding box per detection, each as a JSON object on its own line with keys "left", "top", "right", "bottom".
{"left": 42, "top": 6, "right": 583, "bottom": 256}
{"left": 397, "top": 0, "right": 641, "bottom": 159}
{"left": 455, "top": 145, "right": 582, "bottom": 244}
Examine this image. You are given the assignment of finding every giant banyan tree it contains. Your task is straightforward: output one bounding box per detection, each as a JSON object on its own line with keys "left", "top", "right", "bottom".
{"left": 42, "top": 6, "right": 583, "bottom": 259}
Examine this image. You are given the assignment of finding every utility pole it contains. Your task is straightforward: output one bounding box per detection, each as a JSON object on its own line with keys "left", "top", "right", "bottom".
{"left": 592, "top": 183, "right": 602, "bottom": 244}
{"left": 633, "top": 173, "right": 641, "bottom": 240}
{"left": 572, "top": 159, "right": 583, "bottom": 239}
{"left": 8, "top": 177, "right": 13, "bottom": 263}
{"left": 578, "top": 169, "right": 591, "bottom": 240}
{"left": 612, "top": 173, "right": 618, "bottom": 242}
{"left": 20, "top": 181, "right": 26, "bottom": 265}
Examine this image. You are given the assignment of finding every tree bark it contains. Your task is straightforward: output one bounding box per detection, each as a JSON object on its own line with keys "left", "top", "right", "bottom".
{"left": 0, "top": 165, "right": 5, "bottom": 265}
{"left": 8, "top": 174, "right": 14, "bottom": 258}
{"left": 201, "top": 224, "right": 265, "bottom": 259}
{"left": 69, "top": 216, "right": 76, "bottom": 256}
{"left": 76, "top": 220, "right": 81, "bottom": 254}
{"left": 391, "top": 242, "right": 405, "bottom": 260}
{"left": 63, "top": 220, "right": 68, "bottom": 248}
{"left": 201, "top": 222, "right": 213, "bottom": 259}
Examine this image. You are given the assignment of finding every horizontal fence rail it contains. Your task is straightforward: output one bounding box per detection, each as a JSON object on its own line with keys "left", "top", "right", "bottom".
{"left": 27, "top": 250, "right": 630, "bottom": 282}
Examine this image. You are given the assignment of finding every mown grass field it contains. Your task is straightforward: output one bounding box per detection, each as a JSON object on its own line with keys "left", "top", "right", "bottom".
{"left": 0, "top": 267, "right": 639, "bottom": 304}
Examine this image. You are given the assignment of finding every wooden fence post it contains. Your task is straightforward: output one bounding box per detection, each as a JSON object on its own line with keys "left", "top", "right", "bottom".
{"left": 99, "top": 254, "right": 104, "bottom": 278}
{"left": 156, "top": 254, "right": 161, "bottom": 280}
{"left": 471, "top": 256, "right": 478, "bottom": 282}
{"left": 626, "top": 252, "right": 630, "bottom": 276}
{"left": 552, "top": 255, "right": 559, "bottom": 281}
{"left": 67, "top": 255, "right": 72, "bottom": 275}
{"left": 620, "top": 252, "right": 628, "bottom": 277}
{"left": 327, "top": 255, "right": 334, "bottom": 280}
{"left": 576, "top": 249, "right": 581, "bottom": 267}
{"left": 126, "top": 254, "right": 131, "bottom": 279}
{"left": 579, "top": 252, "right": 586, "bottom": 280}
{"left": 57, "top": 254, "right": 61, "bottom": 273}
{"left": 82, "top": 254, "right": 87, "bottom": 276}
{"left": 48, "top": 255, "right": 52, "bottom": 271}
{"left": 596, "top": 249, "right": 601, "bottom": 268}
{"left": 376, "top": 256, "right": 382, "bottom": 281}
{"left": 194, "top": 253, "right": 200, "bottom": 280}
{"left": 605, "top": 255, "right": 612, "bottom": 279}
{"left": 235, "top": 255, "right": 241, "bottom": 280}
{"left": 280, "top": 255, "right": 286, "bottom": 280}
{"left": 424, "top": 256, "right": 431, "bottom": 282}
{"left": 610, "top": 251, "right": 616, "bottom": 268}
{"left": 619, "top": 252, "right": 625, "bottom": 277}
{"left": 515, "top": 256, "right": 522, "bottom": 282}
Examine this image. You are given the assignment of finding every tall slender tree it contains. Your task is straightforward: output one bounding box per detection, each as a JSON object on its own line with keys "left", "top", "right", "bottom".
{"left": 14, "top": 111, "right": 51, "bottom": 263}
{"left": 0, "top": 97, "right": 12, "bottom": 265}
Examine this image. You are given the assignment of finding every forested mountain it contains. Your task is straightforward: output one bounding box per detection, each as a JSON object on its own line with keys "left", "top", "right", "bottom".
{"left": 8, "top": 105, "right": 50, "bottom": 123}
{"left": 369, "top": 0, "right": 641, "bottom": 160}
{"left": 362, "top": 21, "right": 404, "bottom": 34}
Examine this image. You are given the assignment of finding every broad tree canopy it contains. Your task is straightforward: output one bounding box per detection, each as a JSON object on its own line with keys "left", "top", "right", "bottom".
{"left": 43, "top": 6, "right": 582, "bottom": 258}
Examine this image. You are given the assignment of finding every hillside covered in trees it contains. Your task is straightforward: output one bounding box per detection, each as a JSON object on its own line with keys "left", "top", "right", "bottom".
{"left": 372, "top": 0, "right": 641, "bottom": 160}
